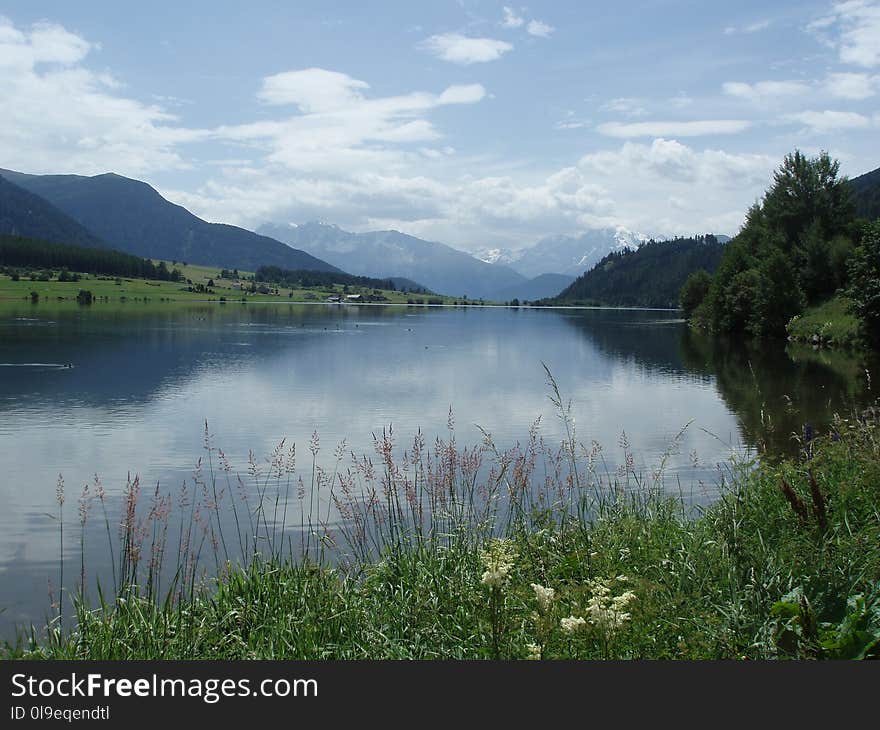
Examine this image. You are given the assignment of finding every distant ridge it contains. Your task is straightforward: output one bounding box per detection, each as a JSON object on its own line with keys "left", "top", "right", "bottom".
{"left": 489, "top": 272, "right": 575, "bottom": 302}
{"left": 0, "top": 168, "right": 340, "bottom": 273}
{"left": 259, "top": 221, "right": 526, "bottom": 300}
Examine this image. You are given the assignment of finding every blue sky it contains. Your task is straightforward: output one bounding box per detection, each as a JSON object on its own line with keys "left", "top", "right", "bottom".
{"left": 1, "top": 1, "right": 878, "bottom": 251}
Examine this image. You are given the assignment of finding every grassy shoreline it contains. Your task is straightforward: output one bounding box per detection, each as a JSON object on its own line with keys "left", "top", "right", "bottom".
{"left": 3, "top": 404, "right": 878, "bottom": 660}
{"left": 787, "top": 296, "right": 863, "bottom": 349}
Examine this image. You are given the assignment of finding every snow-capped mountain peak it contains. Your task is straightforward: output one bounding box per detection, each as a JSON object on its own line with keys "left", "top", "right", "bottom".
{"left": 474, "top": 247, "right": 518, "bottom": 266}
{"left": 481, "top": 227, "right": 651, "bottom": 279}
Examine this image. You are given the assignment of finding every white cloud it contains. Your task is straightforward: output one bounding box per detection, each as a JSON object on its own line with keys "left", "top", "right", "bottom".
{"left": 175, "top": 137, "right": 775, "bottom": 249}
{"left": 824, "top": 71, "right": 877, "bottom": 98}
{"left": 786, "top": 109, "right": 873, "bottom": 132}
{"left": 4, "top": 14, "right": 872, "bottom": 257}
{"left": 600, "top": 97, "right": 648, "bottom": 117}
{"left": 526, "top": 20, "right": 555, "bottom": 38}
{"left": 668, "top": 93, "right": 694, "bottom": 109}
{"left": 500, "top": 7, "right": 524, "bottom": 29}
{"left": 0, "top": 17, "right": 204, "bottom": 176}
{"left": 811, "top": 1, "right": 880, "bottom": 67}
{"left": 213, "top": 73, "right": 486, "bottom": 176}
{"left": 437, "top": 84, "right": 486, "bottom": 104}
{"left": 597, "top": 119, "right": 752, "bottom": 138}
{"left": 746, "top": 19, "right": 772, "bottom": 32}
{"left": 722, "top": 73, "right": 876, "bottom": 104}
{"left": 257, "top": 68, "right": 369, "bottom": 111}
{"left": 723, "top": 19, "right": 771, "bottom": 35}
{"left": 555, "top": 120, "right": 588, "bottom": 130}
{"left": 0, "top": 19, "right": 93, "bottom": 69}
{"left": 419, "top": 33, "right": 513, "bottom": 64}
{"left": 722, "top": 80, "right": 811, "bottom": 100}
{"left": 574, "top": 139, "right": 776, "bottom": 235}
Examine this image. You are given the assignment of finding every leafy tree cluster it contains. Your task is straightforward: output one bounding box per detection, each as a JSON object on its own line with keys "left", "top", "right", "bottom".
{"left": 255, "top": 266, "right": 398, "bottom": 291}
{"left": 693, "top": 151, "right": 859, "bottom": 338}
{"left": 553, "top": 235, "right": 726, "bottom": 308}
{"left": 846, "top": 220, "right": 880, "bottom": 347}
{"left": 0, "top": 234, "right": 183, "bottom": 282}
{"left": 679, "top": 270, "right": 712, "bottom": 318}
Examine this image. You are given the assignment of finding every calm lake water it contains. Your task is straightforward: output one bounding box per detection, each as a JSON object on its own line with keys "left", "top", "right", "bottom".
{"left": 0, "top": 302, "right": 876, "bottom": 638}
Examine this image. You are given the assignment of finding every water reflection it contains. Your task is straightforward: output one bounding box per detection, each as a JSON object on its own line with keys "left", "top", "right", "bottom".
{"left": 0, "top": 302, "right": 876, "bottom": 636}
{"left": 679, "top": 330, "right": 877, "bottom": 456}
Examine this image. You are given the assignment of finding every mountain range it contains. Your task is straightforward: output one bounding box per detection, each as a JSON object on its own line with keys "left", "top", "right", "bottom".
{"left": 3, "top": 162, "right": 876, "bottom": 303}
{"left": 476, "top": 227, "right": 651, "bottom": 280}
{"left": 0, "top": 169, "right": 339, "bottom": 274}
{"left": 258, "top": 221, "right": 532, "bottom": 300}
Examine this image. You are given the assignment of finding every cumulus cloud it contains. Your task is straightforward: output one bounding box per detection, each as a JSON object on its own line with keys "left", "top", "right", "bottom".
{"left": 173, "top": 137, "right": 776, "bottom": 250}
{"left": 597, "top": 119, "right": 752, "bottom": 138}
{"left": 526, "top": 20, "right": 555, "bottom": 38}
{"left": 810, "top": 0, "right": 880, "bottom": 67}
{"left": 0, "top": 17, "right": 204, "bottom": 176}
{"left": 574, "top": 139, "right": 776, "bottom": 235}
{"left": 419, "top": 33, "right": 513, "bottom": 64}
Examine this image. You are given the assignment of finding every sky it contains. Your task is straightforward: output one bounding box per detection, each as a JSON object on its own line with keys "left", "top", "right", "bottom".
{"left": 0, "top": 0, "right": 878, "bottom": 252}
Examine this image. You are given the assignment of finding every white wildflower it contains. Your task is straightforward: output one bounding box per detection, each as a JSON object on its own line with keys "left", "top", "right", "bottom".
{"left": 479, "top": 539, "right": 517, "bottom": 589}
{"left": 560, "top": 615, "right": 587, "bottom": 634}
{"left": 588, "top": 577, "right": 612, "bottom": 597}
{"left": 526, "top": 643, "right": 542, "bottom": 660}
{"left": 584, "top": 578, "right": 637, "bottom": 632}
{"left": 612, "top": 590, "right": 637, "bottom": 610}
{"left": 531, "top": 583, "right": 556, "bottom": 613}
{"left": 481, "top": 565, "right": 510, "bottom": 587}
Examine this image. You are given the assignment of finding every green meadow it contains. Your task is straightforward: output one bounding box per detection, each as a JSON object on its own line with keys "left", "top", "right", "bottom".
{"left": 0, "top": 263, "right": 464, "bottom": 309}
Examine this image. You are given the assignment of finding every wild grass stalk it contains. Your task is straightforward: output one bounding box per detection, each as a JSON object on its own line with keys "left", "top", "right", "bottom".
{"left": 6, "top": 373, "right": 878, "bottom": 660}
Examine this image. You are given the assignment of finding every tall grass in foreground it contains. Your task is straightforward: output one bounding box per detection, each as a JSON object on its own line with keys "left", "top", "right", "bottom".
{"left": 4, "top": 376, "right": 880, "bottom": 659}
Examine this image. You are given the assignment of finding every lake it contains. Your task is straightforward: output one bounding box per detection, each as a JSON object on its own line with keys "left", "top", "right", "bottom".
{"left": 0, "top": 301, "right": 875, "bottom": 638}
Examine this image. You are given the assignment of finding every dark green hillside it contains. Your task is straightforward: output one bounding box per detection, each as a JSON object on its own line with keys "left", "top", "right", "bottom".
{"left": 0, "top": 176, "right": 107, "bottom": 249}
{"left": 0, "top": 234, "right": 182, "bottom": 281}
{"left": 0, "top": 169, "right": 340, "bottom": 274}
{"left": 850, "top": 165, "right": 880, "bottom": 221}
{"left": 551, "top": 235, "right": 725, "bottom": 308}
